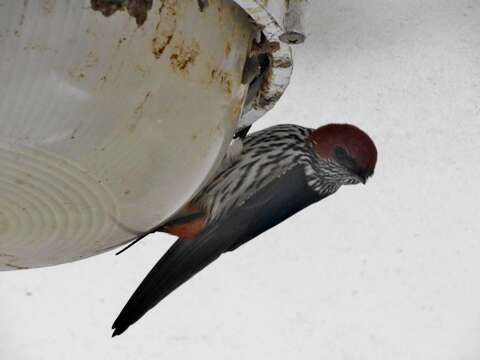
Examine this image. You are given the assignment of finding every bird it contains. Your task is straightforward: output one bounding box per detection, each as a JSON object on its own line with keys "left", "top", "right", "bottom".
{"left": 111, "top": 123, "right": 377, "bottom": 336}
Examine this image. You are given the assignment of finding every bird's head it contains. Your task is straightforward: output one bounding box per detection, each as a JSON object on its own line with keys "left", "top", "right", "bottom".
{"left": 308, "top": 123, "right": 377, "bottom": 185}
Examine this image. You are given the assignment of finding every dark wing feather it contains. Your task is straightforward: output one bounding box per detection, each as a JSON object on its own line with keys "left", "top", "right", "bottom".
{"left": 112, "top": 165, "right": 326, "bottom": 336}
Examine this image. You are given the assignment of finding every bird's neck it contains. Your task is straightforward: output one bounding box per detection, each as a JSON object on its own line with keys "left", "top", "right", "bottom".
{"left": 300, "top": 146, "right": 342, "bottom": 196}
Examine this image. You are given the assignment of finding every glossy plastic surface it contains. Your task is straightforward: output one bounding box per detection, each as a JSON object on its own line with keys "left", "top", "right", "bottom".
{"left": 0, "top": 0, "right": 252, "bottom": 269}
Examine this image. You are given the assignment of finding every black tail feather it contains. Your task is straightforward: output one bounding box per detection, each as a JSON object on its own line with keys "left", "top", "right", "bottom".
{"left": 111, "top": 234, "right": 226, "bottom": 336}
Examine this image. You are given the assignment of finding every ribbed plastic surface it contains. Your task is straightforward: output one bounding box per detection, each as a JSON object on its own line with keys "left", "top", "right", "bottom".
{"left": 0, "top": 0, "right": 252, "bottom": 269}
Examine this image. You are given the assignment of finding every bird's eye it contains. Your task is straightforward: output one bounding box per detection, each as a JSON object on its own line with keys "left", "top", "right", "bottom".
{"left": 334, "top": 146, "right": 357, "bottom": 171}
{"left": 334, "top": 146, "right": 349, "bottom": 160}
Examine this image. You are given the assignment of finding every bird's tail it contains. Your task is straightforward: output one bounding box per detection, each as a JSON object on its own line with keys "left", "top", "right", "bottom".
{"left": 111, "top": 232, "right": 226, "bottom": 336}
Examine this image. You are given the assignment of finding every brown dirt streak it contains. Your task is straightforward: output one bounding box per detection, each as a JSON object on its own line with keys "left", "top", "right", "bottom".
{"left": 90, "top": 0, "right": 153, "bottom": 26}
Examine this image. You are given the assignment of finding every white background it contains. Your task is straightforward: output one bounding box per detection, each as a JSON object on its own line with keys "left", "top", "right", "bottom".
{"left": 2, "top": 0, "right": 480, "bottom": 359}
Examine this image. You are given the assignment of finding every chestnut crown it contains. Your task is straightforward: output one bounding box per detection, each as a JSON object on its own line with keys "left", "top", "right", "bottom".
{"left": 308, "top": 123, "right": 377, "bottom": 183}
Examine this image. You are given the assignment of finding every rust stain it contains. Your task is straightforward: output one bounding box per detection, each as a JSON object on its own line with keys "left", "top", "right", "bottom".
{"left": 19, "top": 0, "right": 28, "bottom": 27}
{"left": 117, "top": 36, "right": 127, "bottom": 49}
{"left": 85, "top": 51, "right": 99, "bottom": 68}
{"left": 5, "top": 263, "right": 29, "bottom": 270}
{"left": 258, "top": 87, "right": 283, "bottom": 109}
{"left": 40, "top": 0, "right": 55, "bottom": 15}
{"left": 85, "top": 27, "right": 99, "bottom": 39}
{"left": 250, "top": 40, "right": 280, "bottom": 56}
{"left": 134, "top": 64, "right": 150, "bottom": 78}
{"left": 152, "top": 0, "right": 177, "bottom": 59}
{"left": 216, "top": 5, "right": 222, "bottom": 14}
{"left": 229, "top": 102, "right": 242, "bottom": 122}
{"left": 129, "top": 91, "right": 152, "bottom": 132}
{"left": 197, "top": 0, "right": 208, "bottom": 12}
{"left": 152, "top": 34, "right": 173, "bottom": 59}
{"left": 15, "top": 0, "right": 29, "bottom": 37}
{"left": 1, "top": 253, "right": 28, "bottom": 270}
{"left": 91, "top": 0, "right": 123, "bottom": 17}
{"left": 68, "top": 51, "right": 98, "bottom": 81}
{"left": 169, "top": 40, "right": 200, "bottom": 74}
{"left": 210, "top": 68, "right": 232, "bottom": 95}
{"left": 134, "top": 91, "right": 152, "bottom": 116}
{"left": 91, "top": 0, "right": 153, "bottom": 26}
{"left": 68, "top": 69, "right": 85, "bottom": 81}
{"left": 224, "top": 42, "right": 231, "bottom": 57}
{"left": 272, "top": 57, "right": 293, "bottom": 69}
{"left": 70, "top": 127, "right": 79, "bottom": 140}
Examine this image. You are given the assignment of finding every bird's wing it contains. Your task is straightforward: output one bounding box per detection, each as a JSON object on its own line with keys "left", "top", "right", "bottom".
{"left": 112, "top": 165, "right": 326, "bottom": 336}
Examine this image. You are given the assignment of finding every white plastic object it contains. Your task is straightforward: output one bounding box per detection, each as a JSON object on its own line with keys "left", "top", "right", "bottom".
{"left": 0, "top": 0, "right": 253, "bottom": 270}
{"left": 279, "top": 0, "right": 308, "bottom": 44}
